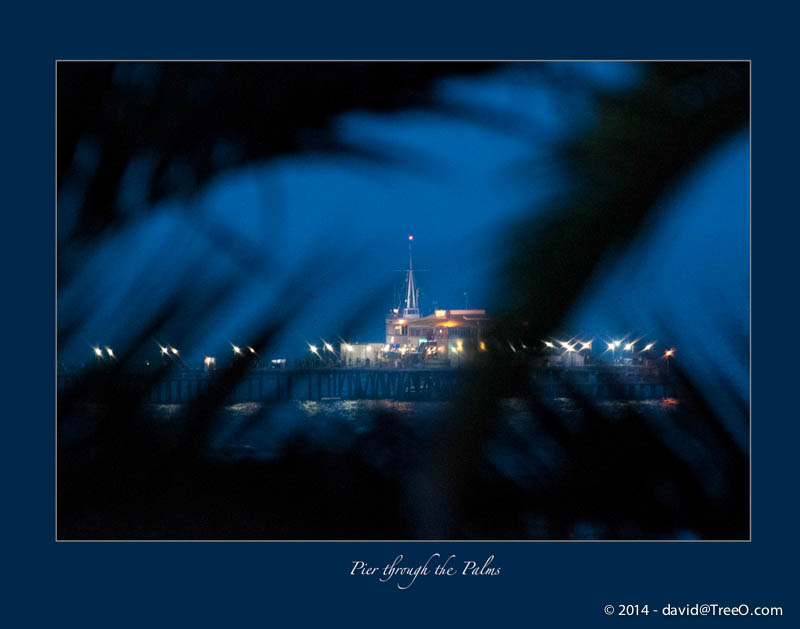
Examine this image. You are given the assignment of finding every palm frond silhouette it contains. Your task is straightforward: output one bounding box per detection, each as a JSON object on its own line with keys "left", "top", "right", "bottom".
{"left": 58, "top": 62, "right": 749, "bottom": 539}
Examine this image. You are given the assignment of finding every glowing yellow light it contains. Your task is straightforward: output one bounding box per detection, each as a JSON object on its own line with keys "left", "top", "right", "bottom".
{"left": 434, "top": 310, "right": 446, "bottom": 317}
{"left": 664, "top": 349, "right": 675, "bottom": 358}
{"left": 643, "top": 343, "right": 654, "bottom": 352}
{"left": 480, "top": 341, "right": 486, "bottom": 351}
{"left": 396, "top": 319, "right": 406, "bottom": 325}
{"left": 105, "top": 347, "right": 114, "bottom": 357}
{"left": 456, "top": 341, "right": 463, "bottom": 352}
{"left": 93, "top": 347, "right": 103, "bottom": 357}
{"left": 613, "top": 340, "right": 622, "bottom": 348}
{"left": 437, "top": 321, "right": 458, "bottom": 327}
{"left": 624, "top": 342, "right": 635, "bottom": 351}
{"left": 171, "top": 347, "right": 179, "bottom": 355}
{"left": 544, "top": 341, "right": 555, "bottom": 349}
{"left": 248, "top": 346, "right": 256, "bottom": 353}
{"left": 233, "top": 345, "right": 241, "bottom": 354}
{"left": 204, "top": 356, "right": 215, "bottom": 366}
{"left": 566, "top": 345, "right": 576, "bottom": 352}
{"left": 559, "top": 341, "right": 570, "bottom": 348}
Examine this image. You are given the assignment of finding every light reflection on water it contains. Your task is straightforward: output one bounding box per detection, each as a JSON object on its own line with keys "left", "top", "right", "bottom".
{"left": 202, "top": 399, "right": 453, "bottom": 461}
{"left": 140, "top": 397, "right": 683, "bottom": 469}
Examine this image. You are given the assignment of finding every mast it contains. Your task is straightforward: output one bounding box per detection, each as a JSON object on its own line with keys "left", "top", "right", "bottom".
{"left": 402, "top": 235, "right": 420, "bottom": 318}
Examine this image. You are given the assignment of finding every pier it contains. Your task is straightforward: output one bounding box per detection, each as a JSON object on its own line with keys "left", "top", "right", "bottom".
{"left": 58, "top": 367, "right": 468, "bottom": 404}
{"left": 57, "top": 365, "right": 678, "bottom": 404}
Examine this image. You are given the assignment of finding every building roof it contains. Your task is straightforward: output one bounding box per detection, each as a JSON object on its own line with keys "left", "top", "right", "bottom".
{"left": 410, "top": 309, "right": 489, "bottom": 328}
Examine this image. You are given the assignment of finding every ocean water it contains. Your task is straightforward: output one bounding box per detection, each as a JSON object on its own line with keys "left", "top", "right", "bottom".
{"left": 59, "top": 396, "right": 748, "bottom": 539}
{"left": 141, "top": 397, "right": 687, "bottom": 482}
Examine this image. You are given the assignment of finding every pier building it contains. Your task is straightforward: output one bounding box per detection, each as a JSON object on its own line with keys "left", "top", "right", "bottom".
{"left": 386, "top": 309, "right": 489, "bottom": 359}
{"left": 379, "top": 236, "right": 489, "bottom": 365}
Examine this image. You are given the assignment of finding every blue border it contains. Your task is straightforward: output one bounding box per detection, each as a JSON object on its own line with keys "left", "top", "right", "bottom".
{"left": 7, "top": 3, "right": 796, "bottom": 626}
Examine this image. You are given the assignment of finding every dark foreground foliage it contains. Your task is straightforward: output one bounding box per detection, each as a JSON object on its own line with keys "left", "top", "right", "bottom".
{"left": 58, "top": 62, "right": 749, "bottom": 539}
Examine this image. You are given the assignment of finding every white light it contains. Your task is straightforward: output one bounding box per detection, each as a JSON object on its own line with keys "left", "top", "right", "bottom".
{"left": 93, "top": 347, "right": 103, "bottom": 357}
{"left": 613, "top": 340, "right": 622, "bottom": 348}
{"left": 232, "top": 345, "right": 241, "bottom": 354}
{"left": 607, "top": 342, "right": 615, "bottom": 351}
{"left": 159, "top": 345, "right": 168, "bottom": 355}
{"left": 105, "top": 347, "right": 114, "bottom": 358}
{"left": 345, "top": 344, "right": 353, "bottom": 352}
{"left": 248, "top": 346, "right": 256, "bottom": 354}
{"left": 580, "top": 340, "right": 592, "bottom": 351}
{"left": 643, "top": 343, "right": 654, "bottom": 352}
{"left": 544, "top": 341, "right": 555, "bottom": 349}
{"left": 324, "top": 342, "right": 334, "bottom": 352}
{"left": 171, "top": 347, "right": 179, "bottom": 355}
{"left": 624, "top": 342, "right": 635, "bottom": 351}
{"left": 308, "top": 344, "right": 317, "bottom": 353}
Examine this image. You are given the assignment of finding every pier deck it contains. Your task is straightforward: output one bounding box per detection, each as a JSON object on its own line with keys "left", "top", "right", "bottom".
{"left": 58, "top": 365, "right": 679, "bottom": 404}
